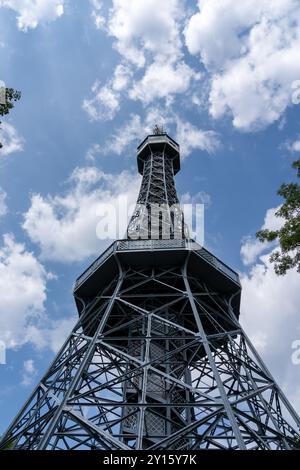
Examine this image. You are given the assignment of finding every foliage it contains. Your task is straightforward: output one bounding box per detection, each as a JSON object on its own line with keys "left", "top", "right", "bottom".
{"left": 0, "top": 88, "right": 21, "bottom": 149}
{"left": 256, "top": 158, "right": 300, "bottom": 275}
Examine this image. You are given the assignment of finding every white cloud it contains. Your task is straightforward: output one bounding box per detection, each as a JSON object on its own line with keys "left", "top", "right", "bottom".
{"left": 82, "top": 82, "right": 120, "bottom": 121}
{"left": 21, "top": 359, "right": 37, "bottom": 386}
{"left": 175, "top": 117, "right": 220, "bottom": 159}
{"left": 240, "top": 203, "right": 300, "bottom": 413}
{"left": 0, "top": 187, "right": 7, "bottom": 217}
{"left": 85, "top": 0, "right": 202, "bottom": 114}
{"left": 100, "top": 110, "right": 220, "bottom": 160}
{"left": 0, "top": 0, "right": 64, "bottom": 31}
{"left": 240, "top": 253, "right": 300, "bottom": 414}
{"left": 286, "top": 138, "right": 300, "bottom": 153}
{"left": 90, "top": 0, "right": 105, "bottom": 31}
{"left": 0, "top": 122, "right": 24, "bottom": 156}
{"left": 241, "top": 206, "right": 283, "bottom": 265}
{"left": 0, "top": 80, "right": 5, "bottom": 103}
{"left": 185, "top": 0, "right": 300, "bottom": 130}
{"left": 85, "top": 143, "right": 101, "bottom": 162}
{"left": 262, "top": 206, "right": 284, "bottom": 232}
{"left": 22, "top": 166, "right": 140, "bottom": 262}
{"left": 0, "top": 234, "right": 50, "bottom": 349}
{"left": 0, "top": 233, "right": 77, "bottom": 355}
{"left": 185, "top": 0, "right": 259, "bottom": 69}
{"left": 240, "top": 237, "right": 268, "bottom": 267}
{"left": 26, "top": 315, "right": 76, "bottom": 353}
{"left": 92, "top": 12, "right": 105, "bottom": 31}
{"left": 82, "top": 64, "right": 132, "bottom": 121}
{"left": 107, "top": 0, "right": 183, "bottom": 67}
{"left": 113, "top": 63, "right": 133, "bottom": 92}
{"left": 117, "top": 110, "right": 165, "bottom": 152}
{"left": 97, "top": 108, "right": 174, "bottom": 156}
{"left": 101, "top": 114, "right": 146, "bottom": 156}
{"left": 129, "top": 61, "right": 197, "bottom": 105}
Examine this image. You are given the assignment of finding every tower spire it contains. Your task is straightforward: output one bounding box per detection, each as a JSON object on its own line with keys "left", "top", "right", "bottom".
{"left": 152, "top": 123, "right": 165, "bottom": 135}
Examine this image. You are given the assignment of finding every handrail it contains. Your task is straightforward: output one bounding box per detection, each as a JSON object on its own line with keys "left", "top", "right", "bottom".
{"left": 74, "top": 238, "right": 240, "bottom": 290}
{"left": 137, "top": 133, "right": 179, "bottom": 149}
{"left": 137, "top": 135, "right": 179, "bottom": 156}
{"left": 74, "top": 243, "right": 114, "bottom": 290}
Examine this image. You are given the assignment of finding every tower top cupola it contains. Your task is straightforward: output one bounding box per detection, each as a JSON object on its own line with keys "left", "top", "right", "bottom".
{"left": 137, "top": 131, "right": 180, "bottom": 175}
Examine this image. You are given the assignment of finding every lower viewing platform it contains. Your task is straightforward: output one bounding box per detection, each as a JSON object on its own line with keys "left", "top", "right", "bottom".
{"left": 73, "top": 239, "right": 241, "bottom": 317}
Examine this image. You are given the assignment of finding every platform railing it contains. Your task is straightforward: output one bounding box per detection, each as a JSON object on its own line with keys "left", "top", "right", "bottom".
{"left": 74, "top": 238, "right": 240, "bottom": 290}
{"left": 137, "top": 134, "right": 179, "bottom": 156}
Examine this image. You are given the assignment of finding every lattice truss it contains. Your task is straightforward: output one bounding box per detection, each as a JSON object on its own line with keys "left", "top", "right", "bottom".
{"left": 127, "top": 151, "right": 188, "bottom": 239}
{"left": 1, "top": 256, "right": 299, "bottom": 450}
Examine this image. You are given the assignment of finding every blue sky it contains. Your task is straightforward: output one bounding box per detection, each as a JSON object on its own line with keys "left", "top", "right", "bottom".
{"left": 0, "top": 0, "right": 300, "bottom": 434}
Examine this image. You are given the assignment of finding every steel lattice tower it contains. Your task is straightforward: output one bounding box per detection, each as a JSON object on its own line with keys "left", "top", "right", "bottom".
{"left": 1, "top": 132, "right": 300, "bottom": 450}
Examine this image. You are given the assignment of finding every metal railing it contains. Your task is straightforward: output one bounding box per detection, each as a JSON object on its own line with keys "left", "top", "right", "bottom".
{"left": 196, "top": 248, "right": 240, "bottom": 284}
{"left": 74, "top": 238, "right": 240, "bottom": 290}
{"left": 74, "top": 243, "right": 115, "bottom": 290}
{"left": 117, "top": 238, "right": 187, "bottom": 251}
{"left": 137, "top": 134, "right": 179, "bottom": 156}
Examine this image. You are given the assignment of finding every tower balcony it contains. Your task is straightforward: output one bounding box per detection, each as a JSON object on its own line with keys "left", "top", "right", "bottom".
{"left": 137, "top": 133, "right": 180, "bottom": 175}
{"left": 73, "top": 239, "right": 241, "bottom": 317}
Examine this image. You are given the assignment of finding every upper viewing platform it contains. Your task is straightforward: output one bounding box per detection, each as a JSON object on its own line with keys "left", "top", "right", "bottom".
{"left": 137, "top": 132, "right": 181, "bottom": 175}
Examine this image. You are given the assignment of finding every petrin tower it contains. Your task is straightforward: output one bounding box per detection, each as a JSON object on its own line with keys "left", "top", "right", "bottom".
{"left": 1, "top": 131, "right": 300, "bottom": 450}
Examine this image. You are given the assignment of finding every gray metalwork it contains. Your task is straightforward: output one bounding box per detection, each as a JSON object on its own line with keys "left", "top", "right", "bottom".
{"left": 74, "top": 239, "right": 240, "bottom": 291}
{"left": 128, "top": 133, "right": 187, "bottom": 240}
{"left": 1, "top": 132, "right": 299, "bottom": 450}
